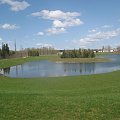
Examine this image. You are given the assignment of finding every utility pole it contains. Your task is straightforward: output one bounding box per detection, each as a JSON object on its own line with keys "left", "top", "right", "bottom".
{"left": 20, "top": 45, "right": 23, "bottom": 57}
{"left": 14, "top": 40, "right": 16, "bottom": 52}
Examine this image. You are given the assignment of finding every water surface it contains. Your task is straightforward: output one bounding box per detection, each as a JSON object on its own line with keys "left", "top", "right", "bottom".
{"left": 1, "top": 54, "right": 120, "bottom": 78}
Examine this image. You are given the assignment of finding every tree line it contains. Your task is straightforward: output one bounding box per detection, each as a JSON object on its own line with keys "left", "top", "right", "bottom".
{"left": 0, "top": 43, "right": 15, "bottom": 59}
{"left": 0, "top": 44, "right": 10, "bottom": 58}
{"left": 61, "top": 49, "right": 95, "bottom": 58}
{"left": 0, "top": 43, "right": 58, "bottom": 58}
{"left": 27, "top": 47, "right": 57, "bottom": 56}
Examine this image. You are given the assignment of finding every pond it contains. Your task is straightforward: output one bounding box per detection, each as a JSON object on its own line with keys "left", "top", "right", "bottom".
{"left": 1, "top": 54, "right": 120, "bottom": 78}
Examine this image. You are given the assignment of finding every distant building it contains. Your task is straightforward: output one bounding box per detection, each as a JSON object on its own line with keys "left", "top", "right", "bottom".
{"left": 93, "top": 48, "right": 115, "bottom": 53}
{"left": 57, "top": 52, "right": 63, "bottom": 55}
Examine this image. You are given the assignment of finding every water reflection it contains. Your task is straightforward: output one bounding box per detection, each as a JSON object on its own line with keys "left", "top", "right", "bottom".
{"left": 64, "top": 63, "right": 95, "bottom": 74}
{"left": 0, "top": 67, "right": 10, "bottom": 75}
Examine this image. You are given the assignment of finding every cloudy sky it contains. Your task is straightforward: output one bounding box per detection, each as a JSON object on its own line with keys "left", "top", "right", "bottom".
{"left": 0, "top": 0, "right": 120, "bottom": 50}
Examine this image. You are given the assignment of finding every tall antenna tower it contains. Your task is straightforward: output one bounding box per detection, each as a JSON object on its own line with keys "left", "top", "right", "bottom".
{"left": 15, "top": 40, "right": 16, "bottom": 52}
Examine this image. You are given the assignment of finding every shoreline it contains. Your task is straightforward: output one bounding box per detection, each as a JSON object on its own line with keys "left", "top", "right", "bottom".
{"left": 51, "top": 57, "right": 111, "bottom": 63}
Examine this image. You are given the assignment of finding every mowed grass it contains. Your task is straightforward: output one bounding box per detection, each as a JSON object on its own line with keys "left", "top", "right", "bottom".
{"left": 0, "top": 72, "right": 120, "bottom": 120}
{"left": 0, "top": 56, "right": 120, "bottom": 120}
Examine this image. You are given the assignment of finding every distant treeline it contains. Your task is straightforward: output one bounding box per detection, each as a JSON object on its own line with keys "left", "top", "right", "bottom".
{"left": 0, "top": 43, "right": 96, "bottom": 59}
{"left": 0, "top": 45, "right": 58, "bottom": 58}
{"left": 27, "top": 47, "right": 58, "bottom": 56}
{"left": 61, "top": 49, "right": 95, "bottom": 58}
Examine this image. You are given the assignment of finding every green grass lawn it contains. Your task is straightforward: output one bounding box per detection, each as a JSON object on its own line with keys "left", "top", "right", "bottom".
{"left": 0, "top": 56, "right": 120, "bottom": 120}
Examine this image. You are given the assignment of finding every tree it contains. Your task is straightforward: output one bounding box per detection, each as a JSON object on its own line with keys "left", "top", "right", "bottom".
{"left": 0, "top": 43, "right": 10, "bottom": 58}
{"left": 107, "top": 45, "right": 111, "bottom": 52}
{"left": 102, "top": 46, "right": 104, "bottom": 52}
{"left": 61, "top": 49, "right": 67, "bottom": 58}
{"left": 78, "top": 48, "right": 82, "bottom": 58}
{"left": 116, "top": 46, "right": 120, "bottom": 52}
{"left": 0, "top": 48, "right": 2, "bottom": 58}
{"left": 60, "top": 48, "right": 95, "bottom": 58}
{"left": 6, "top": 44, "right": 10, "bottom": 55}
{"left": 90, "top": 50, "right": 95, "bottom": 58}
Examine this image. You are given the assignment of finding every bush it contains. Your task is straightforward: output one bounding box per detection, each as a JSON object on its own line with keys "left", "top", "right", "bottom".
{"left": 61, "top": 49, "right": 95, "bottom": 58}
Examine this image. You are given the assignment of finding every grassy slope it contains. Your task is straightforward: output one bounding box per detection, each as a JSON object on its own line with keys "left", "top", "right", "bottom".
{"left": 0, "top": 72, "right": 120, "bottom": 120}
{"left": 0, "top": 56, "right": 55, "bottom": 69}
{"left": 0, "top": 56, "right": 120, "bottom": 120}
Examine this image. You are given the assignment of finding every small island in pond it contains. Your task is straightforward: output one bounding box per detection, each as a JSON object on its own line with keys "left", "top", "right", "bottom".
{"left": 52, "top": 49, "right": 111, "bottom": 63}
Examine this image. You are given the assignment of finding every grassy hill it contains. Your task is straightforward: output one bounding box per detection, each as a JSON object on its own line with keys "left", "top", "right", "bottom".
{"left": 0, "top": 56, "right": 120, "bottom": 119}
{"left": 0, "top": 71, "right": 120, "bottom": 119}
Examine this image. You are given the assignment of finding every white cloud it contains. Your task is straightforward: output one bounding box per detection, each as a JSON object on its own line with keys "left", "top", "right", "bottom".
{"left": 0, "top": 23, "right": 18, "bottom": 30}
{"left": 0, "top": 37, "right": 2, "bottom": 41}
{"left": 53, "top": 19, "right": 83, "bottom": 28}
{"left": 0, "top": 0, "right": 30, "bottom": 11}
{"left": 47, "top": 27, "right": 66, "bottom": 35}
{"left": 53, "top": 20, "right": 64, "bottom": 28}
{"left": 88, "top": 25, "right": 113, "bottom": 33}
{"left": 36, "top": 43, "right": 42, "bottom": 46}
{"left": 88, "top": 29, "right": 97, "bottom": 33}
{"left": 36, "top": 43, "right": 53, "bottom": 48}
{"left": 31, "top": 10, "right": 81, "bottom": 20}
{"left": 36, "top": 32, "right": 44, "bottom": 36}
{"left": 43, "top": 44, "right": 53, "bottom": 48}
{"left": 74, "top": 28, "right": 120, "bottom": 46}
{"left": 101, "top": 25, "right": 113, "bottom": 28}
{"left": 32, "top": 10, "right": 83, "bottom": 35}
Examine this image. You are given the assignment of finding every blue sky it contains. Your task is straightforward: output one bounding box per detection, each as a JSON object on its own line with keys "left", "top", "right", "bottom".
{"left": 0, "top": 0, "right": 120, "bottom": 50}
